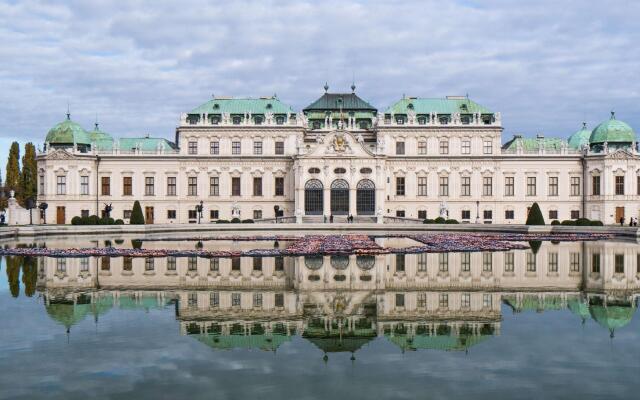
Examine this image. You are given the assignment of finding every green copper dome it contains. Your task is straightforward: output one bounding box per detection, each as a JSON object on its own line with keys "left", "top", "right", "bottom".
{"left": 589, "top": 304, "right": 635, "bottom": 336}
{"left": 88, "top": 122, "right": 113, "bottom": 142}
{"left": 45, "top": 115, "right": 91, "bottom": 145}
{"left": 568, "top": 123, "right": 591, "bottom": 149}
{"left": 589, "top": 113, "right": 635, "bottom": 144}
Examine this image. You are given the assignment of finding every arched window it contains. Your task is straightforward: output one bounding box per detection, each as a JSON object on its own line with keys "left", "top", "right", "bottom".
{"left": 356, "top": 255, "right": 375, "bottom": 270}
{"left": 330, "top": 179, "right": 349, "bottom": 215}
{"left": 304, "top": 179, "right": 323, "bottom": 215}
{"left": 334, "top": 167, "right": 346, "bottom": 174}
{"left": 356, "top": 179, "right": 375, "bottom": 215}
{"left": 305, "top": 255, "right": 323, "bottom": 270}
{"left": 330, "top": 255, "right": 349, "bottom": 270}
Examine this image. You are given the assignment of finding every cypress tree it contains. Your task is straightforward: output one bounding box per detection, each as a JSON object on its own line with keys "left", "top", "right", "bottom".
{"left": 0, "top": 169, "right": 6, "bottom": 210}
{"left": 526, "top": 202, "right": 545, "bottom": 225}
{"left": 20, "top": 143, "right": 37, "bottom": 206}
{"left": 130, "top": 201, "right": 145, "bottom": 224}
{"left": 5, "top": 142, "right": 20, "bottom": 197}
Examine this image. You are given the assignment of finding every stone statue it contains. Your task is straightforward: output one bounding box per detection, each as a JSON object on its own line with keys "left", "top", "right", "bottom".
{"left": 439, "top": 201, "right": 448, "bottom": 218}
{"left": 376, "top": 136, "right": 385, "bottom": 152}
{"left": 356, "top": 133, "right": 364, "bottom": 144}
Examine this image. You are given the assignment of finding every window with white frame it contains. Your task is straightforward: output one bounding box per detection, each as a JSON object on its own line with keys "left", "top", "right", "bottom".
{"left": 188, "top": 141, "right": 198, "bottom": 155}
{"left": 253, "top": 141, "right": 263, "bottom": 155}
{"left": 396, "top": 141, "right": 405, "bottom": 155}
{"left": 483, "top": 140, "right": 492, "bottom": 154}
{"left": 504, "top": 176, "right": 514, "bottom": 196}
{"left": 483, "top": 176, "right": 492, "bottom": 196}
{"left": 418, "top": 141, "right": 427, "bottom": 154}
{"left": 439, "top": 139, "right": 449, "bottom": 154}
{"left": 570, "top": 177, "right": 581, "bottom": 196}
{"left": 417, "top": 176, "right": 427, "bottom": 196}
{"left": 210, "top": 177, "right": 219, "bottom": 196}
{"left": 527, "top": 176, "right": 537, "bottom": 196}
{"left": 56, "top": 176, "right": 66, "bottom": 195}
{"left": 461, "top": 140, "right": 471, "bottom": 154}
{"left": 80, "top": 176, "right": 89, "bottom": 195}
{"left": 439, "top": 176, "right": 449, "bottom": 197}
{"left": 188, "top": 177, "right": 197, "bottom": 196}
{"left": 145, "top": 177, "right": 154, "bottom": 196}
{"left": 210, "top": 141, "right": 219, "bottom": 155}
{"left": 232, "top": 141, "right": 241, "bottom": 155}
{"left": 461, "top": 176, "right": 471, "bottom": 196}
{"left": 548, "top": 176, "right": 558, "bottom": 196}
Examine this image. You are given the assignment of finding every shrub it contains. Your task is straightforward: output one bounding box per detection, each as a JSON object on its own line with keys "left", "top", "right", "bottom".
{"left": 215, "top": 219, "right": 230, "bottom": 224}
{"left": 88, "top": 215, "right": 100, "bottom": 225}
{"left": 115, "top": 219, "right": 124, "bottom": 225}
{"left": 423, "top": 219, "right": 435, "bottom": 224}
{"left": 231, "top": 218, "right": 241, "bottom": 223}
{"left": 528, "top": 240, "right": 542, "bottom": 254}
{"left": 242, "top": 219, "right": 254, "bottom": 223}
{"left": 434, "top": 217, "right": 446, "bottom": 224}
{"left": 526, "top": 202, "right": 545, "bottom": 225}
{"left": 131, "top": 239, "right": 143, "bottom": 249}
{"left": 130, "top": 201, "right": 145, "bottom": 225}
{"left": 590, "top": 220, "right": 604, "bottom": 226}
{"left": 71, "top": 216, "right": 82, "bottom": 225}
{"left": 444, "top": 219, "right": 459, "bottom": 224}
{"left": 575, "top": 218, "right": 591, "bottom": 226}
{"left": 550, "top": 220, "right": 560, "bottom": 225}
{"left": 561, "top": 220, "right": 576, "bottom": 226}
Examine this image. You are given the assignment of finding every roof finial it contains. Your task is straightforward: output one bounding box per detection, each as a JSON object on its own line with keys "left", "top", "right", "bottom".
{"left": 95, "top": 113, "right": 99, "bottom": 130}
{"left": 351, "top": 82, "right": 356, "bottom": 93}
{"left": 273, "top": 93, "right": 277, "bottom": 99}
{"left": 611, "top": 111, "right": 616, "bottom": 119}
{"left": 324, "top": 82, "right": 329, "bottom": 93}
{"left": 582, "top": 121, "right": 587, "bottom": 129}
{"left": 66, "top": 102, "right": 70, "bottom": 120}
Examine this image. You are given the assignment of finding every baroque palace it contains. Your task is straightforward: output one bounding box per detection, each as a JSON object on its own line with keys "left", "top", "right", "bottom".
{"left": 37, "top": 85, "right": 639, "bottom": 224}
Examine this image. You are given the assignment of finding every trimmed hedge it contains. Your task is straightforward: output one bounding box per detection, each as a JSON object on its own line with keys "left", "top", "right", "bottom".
{"left": 434, "top": 217, "right": 446, "bottom": 223}
{"left": 71, "top": 215, "right": 120, "bottom": 225}
{"left": 230, "top": 218, "right": 241, "bottom": 223}
{"left": 423, "top": 219, "right": 435, "bottom": 224}
{"left": 215, "top": 219, "right": 230, "bottom": 224}
{"left": 130, "top": 201, "right": 145, "bottom": 225}
{"left": 444, "top": 219, "right": 459, "bottom": 224}
{"left": 561, "top": 220, "right": 576, "bottom": 226}
{"left": 526, "top": 202, "right": 545, "bottom": 225}
{"left": 242, "top": 219, "right": 254, "bottom": 223}
{"left": 590, "top": 220, "right": 604, "bottom": 226}
{"left": 550, "top": 220, "right": 560, "bottom": 225}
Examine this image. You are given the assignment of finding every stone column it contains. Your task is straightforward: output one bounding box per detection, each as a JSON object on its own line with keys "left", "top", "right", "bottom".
{"left": 349, "top": 187, "right": 357, "bottom": 218}
{"left": 323, "top": 187, "right": 331, "bottom": 218}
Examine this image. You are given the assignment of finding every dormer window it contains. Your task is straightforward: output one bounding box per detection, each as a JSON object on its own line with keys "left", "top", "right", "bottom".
{"left": 461, "top": 115, "right": 471, "bottom": 124}
{"left": 396, "top": 116, "right": 405, "bottom": 125}
{"left": 460, "top": 104, "right": 468, "bottom": 111}
{"left": 232, "top": 116, "right": 242, "bottom": 125}
{"left": 439, "top": 116, "right": 449, "bottom": 125}
{"left": 417, "top": 116, "right": 427, "bottom": 125}
{"left": 313, "top": 121, "right": 321, "bottom": 129}
{"left": 407, "top": 103, "right": 414, "bottom": 109}
{"left": 266, "top": 103, "right": 273, "bottom": 109}
{"left": 213, "top": 103, "right": 220, "bottom": 110}
{"left": 482, "top": 115, "right": 493, "bottom": 125}
{"left": 359, "top": 120, "right": 369, "bottom": 129}
{"left": 275, "top": 116, "right": 284, "bottom": 125}
{"left": 210, "top": 116, "right": 220, "bottom": 125}
{"left": 254, "top": 116, "right": 263, "bottom": 125}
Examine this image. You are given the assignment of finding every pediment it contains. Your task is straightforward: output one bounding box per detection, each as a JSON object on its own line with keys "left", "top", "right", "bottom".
{"left": 301, "top": 130, "right": 376, "bottom": 158}
{"left": 44, "top": 149, "right": 76, "bottom": 160}
{"left": 605, "top": 149, "right": 639, "bottom": 160}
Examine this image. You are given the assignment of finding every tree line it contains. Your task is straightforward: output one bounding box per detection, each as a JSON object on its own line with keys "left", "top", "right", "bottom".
{"left": 0, "top": 141, "right": 37, "bottom": 210}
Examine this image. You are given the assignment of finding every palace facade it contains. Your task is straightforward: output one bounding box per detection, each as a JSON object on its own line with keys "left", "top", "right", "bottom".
{"left": 36, "top": 87, "right": 639, "bottom": 224}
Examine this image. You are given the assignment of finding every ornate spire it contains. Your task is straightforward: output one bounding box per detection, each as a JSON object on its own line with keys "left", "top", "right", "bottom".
{"left": 582, "top": 121, "right": 587, "bottom": 129}
{"left": 324, "top": 82, "right": 329, "bottom": 93}
{"left": 611, "top": 111, "right": 616, "bottom": 119}
{"left": 66, "top": 102, "right": 70, "bottom": 120}
{"left": 351, "top": 81, "right": 356, "bottom": 93}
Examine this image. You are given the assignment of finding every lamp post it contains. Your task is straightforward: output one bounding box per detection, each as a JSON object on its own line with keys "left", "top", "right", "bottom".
{"left": 39, "top": 202, "right": 48, "bottom": 224}
{"left": 196, "top": 201, "right": 203, "bottom": 224}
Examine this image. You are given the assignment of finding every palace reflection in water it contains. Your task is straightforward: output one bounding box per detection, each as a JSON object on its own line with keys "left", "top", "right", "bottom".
{"left": 12, "top": 239, "right": 639, "bottom": 356}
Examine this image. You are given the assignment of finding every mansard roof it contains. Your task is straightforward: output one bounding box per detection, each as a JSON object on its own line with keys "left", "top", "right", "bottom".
{"left": 385, "top": 96, "right": 493, "bottom": 115}
{"left": 502, "top": 135, "right": 566, "bottom": 151}
{"left": 304, "top": 92, "right": 377, "bottom": 112}
{"left": 189, "top": 96, "right": 295, "bottom": 115}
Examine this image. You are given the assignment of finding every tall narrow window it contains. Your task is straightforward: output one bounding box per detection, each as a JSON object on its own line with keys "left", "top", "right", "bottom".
{"left": 210, "top": 177, "right": 219, "bottom": 196}
{"left": 417, "top": 177, "right": 428, "bottom": 196}
{"left": 275, "top": 177, "right": 284, "bottom": 196}
{"left": 101, "top": 177, "right": 110, "bottom": 196}
{"left": 570, "top": 177, "right": 580, "bottom": 196}
{"left": 232, "top": 141, "right": 241, "bottom": 155}
{"left": 253, "top": 141, "right": 263, "bottom": 155}
{"left": 504, "top": 252, "right": 515, "bottom": 272}
{"left": 570, "top": 252, "right": 580, "bottom": 272}
{"left": 461, "top": 176, "right": 471, "bottom": 196}
{"left": 210, "top": 141, "right": 219, "bottom": 155}
{"left": 396, "top": 141, "right": 405, "bottom": 155}
{"left": 592, "top": 175, "right": 601, "bottom": 195}
{"left": 461, "top": 253, "right": 471, "bottom": 271}
{"left": 417, "top": 253, "right": 427, "bottom": 272}
{"left": 482, "top": 252, "right": 492, "bottom": 271}
{"left": 438, "top": 253, "right": 448, "bottom": 272}
{"left": 396, "top": 177, "right": 405, "bottom": 196}
{"left": 483, "top": 140, "right": 492, "bottom": 154}
{"left": 56, "top": 176, "right": 66, "bottom": 195}
{"left": 461, "top": 140, "right": 471, "bottom": 154}
{"left": 167, "top": 177, "right": 177, "bottom": 196}
{"left": 253, "top": 177, "right": 263, "bottom": 196}
{"left": 188, "top": 177, "right": 197, "bottom": 196}
{"left": 439, "top": 176, "right": 449, "bottom": 197}
{"left": 418, "top": 141, "right": 427, "bottom": 154}
{"left": 483, "top": 177, "right": 492, "bottom": 196}
{"left": 188, "top": 141, "right": 198, "bottom": 155}
{"left": 504, "top": 176, "right": 514, "bottom": 196}
{"left": 615, "top": 176, "right": 624, "bottom": 195}
{"left": 591, "top": 253, "right": 601, "bottom": 273}
{"left": 527, "top": 177, "right": 536, "bottom": 196}
{"left": 232, "top": 177, "right": 241, "bottom": 196}
{"left": 80, "top": 176, "right": 89, "bottom": 195}
{"left": 39, "top": 175, "right": 45, "bottom": 195}
{"left": 145, "top": 177, "right": 154, "bottom": 196}
{"left": 123, "top": 176, "right": 132, "bottom": 196}
{"left": 548, "top": 176, "right": 558, "bottom": 196}
{"left": 439, "top": 140, "right": 449, "bottom": 154}
{"left": 548, "top": 252, "right": 558, "bottom": 273}
{"left": 614, "top": 254, "right": 624, "bottom": 273}
{"left": 275, "top": 141, "right": 284, "bottom": 155}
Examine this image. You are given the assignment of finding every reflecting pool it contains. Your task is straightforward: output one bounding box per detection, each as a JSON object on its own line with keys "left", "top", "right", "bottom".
{"left": 1, "top": 236, "right": 639, "bottom": 399}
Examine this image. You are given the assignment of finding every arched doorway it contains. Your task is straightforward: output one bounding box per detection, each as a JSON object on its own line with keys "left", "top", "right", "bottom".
{"left": 356, "top": 179, "right": 375, "bottom": 215}
{"left": 330, "top": 179, "right": 349, "bottom": 215}
{"left": 304, "top": 179, "right": 323, "bottom": 215}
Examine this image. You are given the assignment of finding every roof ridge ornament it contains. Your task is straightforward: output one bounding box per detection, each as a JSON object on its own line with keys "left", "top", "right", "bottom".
{"left": 582, "top": 121, "right": 587, "bottom": 129}
{"left": 611, "top": 111, "right": 615, "bottom": 119}
{"left": 324, "top": 82, "right": 329, "bottom": 93}
{"left": 66, "top": 102, "right": 70, "bottom": 120}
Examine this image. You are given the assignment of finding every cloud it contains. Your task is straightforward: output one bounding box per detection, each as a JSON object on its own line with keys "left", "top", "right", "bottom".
{"left": 0, "top": 0, "right": 639, "bottom": 168}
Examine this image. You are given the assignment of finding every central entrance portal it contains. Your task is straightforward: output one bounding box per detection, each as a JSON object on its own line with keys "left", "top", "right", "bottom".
{"left": 330, "top": 179, "right": 349, "bottom": 215}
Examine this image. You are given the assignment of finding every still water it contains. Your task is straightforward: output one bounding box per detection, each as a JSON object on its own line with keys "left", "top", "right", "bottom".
{"left": 1, "top": 235, "right": 639, "bottom": 399}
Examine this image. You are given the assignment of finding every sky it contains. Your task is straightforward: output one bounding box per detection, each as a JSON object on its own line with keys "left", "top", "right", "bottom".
{"left": 0, "top": 0, "right": 639, "bottom": 170}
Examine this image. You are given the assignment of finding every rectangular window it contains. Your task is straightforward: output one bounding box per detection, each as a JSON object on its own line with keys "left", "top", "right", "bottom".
{"left": 482, "top": 252, "right": 492, "bottom": 272}
{"left": 209, "top": 258, "right": 219, "bottom": 272}
{"left": 396, "top": 177, "right": 405, "bottom": 196}
{"left": 439, "top": 140, "right": 449, "bottom": 154}
{"left": 56, "top": 176, "right": 66, "bottom": 195}
{"left": 417, "top": 293, "right": 427, "bottom": 308}
{"left": 527, "top": 177, "right": 536, "bottom": 196}
{"left": 275, "top": 256, "right": 284, "bottom": 271}
{"left": 145, "top": 177, "right": 154, "bottom": 196}
{"left": 210, "top": 177, "right": 219, "bottom": 196}
{"left": 396, "top": 210, "right": 405, "bottom": 217}
{"left": 439, "top": 176, "right": 449, "bottom": 197}
{"left": 188, "top": 141, "right": 198, "bottom": 155}
{"left": 505, "top": 210, "right": 514, "bottom": 220}
{"left": 571, "top": 210, "right": 580, "bottom": 219}
{"left": 232, "top": 141, "right": 241, "bottom": 155}
{"left": 253, "top": 141, "right": 263, "bottom": 155}
{"left": 123, "top": 210, "right": 132, "bottom": 219}
{"left": 253, "top": 257, "right": 262, "bottom": 271}
{"left": 395, "top": 293, "right": 405, "bottom": 307}
{"left": 210, "top": 141, "right": 219, "bottom": 155}
{"left": 483, "top": 176, "right": 492, "bottom": 196}
{"left": 483, "top": 294, "right": 492, "bottom": 308}
{"left": 591, "top": 253, "right": 601, "bottom": 273}
{"left": 614, "top": 254, "right": 624, "bottom": 273}
{"left": 395, "top": 141, "right": 405, "bottom": 155}
{"left": 80, "top": 176, "right": 89, "bottom": 195}
{"left": 396, "top": 254, "right": 405, "bottom": 272}
{"left": 253, "top": 210, "right": 262, "bottom": 220}
{"left": 275, "top": 293, "right": 284, "bottom": 307}
{"left": 253, "top": 293, "right": 263, "bottom": 308}
{"left": 232, "top": 293, "right": 241, "bottom": 307}
{"left": 253, "top": 177, "right": 263, "bottom": 196}
{"left": 461, "top": 253, "right": 471, "bottom": 271}
{"left": 188, "top": 256, "right": 198, "bottom": 271}
{"left": 570, "top": 177, "right": 581, "bottom": 196}
{"left": 417, "top": 177, "right": 428, "bottom": 196}
{"left": 461, "top": 140, "right": 471, "bottom": 154}
{"left": 81, "top": 209, "right": 89, "bottom": 218}
{"left": 504, "top": 176, "right": 514, "bottom": 196}
{"left": 418, "top": 141, "right": 427, "bottom": 154}
{"left": 462, "top": 293, "right": 471, "bottom": 308}
{"left": 439, "top": 293, "right": 448, "bottom": 308}
{"left": 231, "top": 257, "right": 241, "bottom": 271}
{"left": 144, "top": 258, "right": 154, "bottom": 271}
{"left": 167, "top": 177, "right": 177, "bottom": 196}
{"left": 549, "top": 210, "right": 558, "bottom": 220}
{"left": 188, "top": 177, "right": 197, "bottom": 196}
{"left": 167, "top": 210, "right": 176, "bottom": 219}
{"left": 39, "top": 175, "right": 45, "bottom": 195}
{"left": 188, "top": 210, "right": 197, "bottom": 220}
{"left": 462, "top": 210, "right": 471, "bottom": 220}
{"left": 232, "top": 177, "right": 241, "bottom": 196}
{"left": 461, "top": 176, "right": 471, "bottom": 196}
{"left": 275, "top": 177, "right": 284, "bottom": 196}
{"left": 483, "top": 140, "right": 492, "bottom": 154}
{"left": 592, "top": 175, "right": 601, "bottom": 195}
{"left": 548, "top": 252, "right": 558, "bottom": 273}
{"left": 570, "top": 252, "right": 580, "bottom": 272}
{"left": 483, "top": 210, "right": 493, "bottom": 220}
{"left": 122, "top": 176, "right": 132, "bottom": 196}
{"left": 504, "top": 252, "right": 515, "bottom": 272}
{"left": 438, "top": 253, "right": 448, "bottom": 272}
{"left": 615, "top": 176, "right": 624, "bottom": 195}
{"left": 526, "top": 253, "right": 536, "bottom": 272}
{"left": 210, "top": 292, "right": 219, "bottom": 307}
{"left": 101, "top": 177, "right": 110, "bottom": 196}
{"left": 275, "top": 141, "right": 284, "bottom": 155}
{"left": 80, "top": 257, "right": 89, "bottom": 272}
{"left": 417, "top": 253, "right": 427, "bottom": 272}
{"left": 418, "top": 210, "right": 427, "bottom": 220}
{"left": 167, "top": 256, "right": 176, "bottom": 271}
{"left": 210, "top": 210, "right": 219, "bottom": 219}
{"left": 56, "top": 258, "right": 66, "bottom": 273}
{"left": 548, "top": 176, "right": 558, "bottom": 196}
